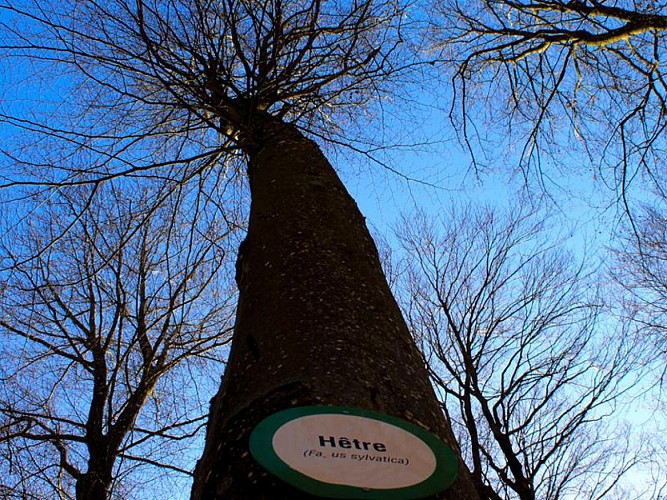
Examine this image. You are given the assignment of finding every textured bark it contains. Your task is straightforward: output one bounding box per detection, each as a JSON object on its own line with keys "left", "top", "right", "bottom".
{"left": 76, "top": 459, "right": 113, "bottom": 500}
{"left": 191, "top": 117, "right": 479, "bottom": 499}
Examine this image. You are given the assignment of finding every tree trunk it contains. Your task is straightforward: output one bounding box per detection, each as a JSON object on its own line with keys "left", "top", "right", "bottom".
{"left": 76, "top": 459, "right": 113, "bottom": 500}
{"left": 191, "top": 117, "right": 479, "bottom": 499}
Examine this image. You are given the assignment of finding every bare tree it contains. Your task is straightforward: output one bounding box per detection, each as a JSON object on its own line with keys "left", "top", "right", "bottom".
{"left": 615, "top": 202, "right": 667, "bottom": 363}
{"left": 0, "top": 180, "right": 237, "bottom": 499}
{"left": 610, "top": 199, "right": 667, "bottom": 499}
{"left": 396, "top": 206, "right": 638, "bottom": 499}
{"left": 0, "top": 1, "right": 480, "bottom": 498}
{"left": 431, "top": 0, "right": 667, "bottom": 203}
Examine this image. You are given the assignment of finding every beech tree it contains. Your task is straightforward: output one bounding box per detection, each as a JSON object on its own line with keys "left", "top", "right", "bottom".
{"left": 432, "top": 0, "right": 667, "bottom": 202}
{"left": 396, "top": 207, "right": 638, "bottom": 499}
{"left": 0, "top": 182, "right": 237, "bottom": 499}
{"left": 0, "top": 0, "right": 479, "bottom": 498}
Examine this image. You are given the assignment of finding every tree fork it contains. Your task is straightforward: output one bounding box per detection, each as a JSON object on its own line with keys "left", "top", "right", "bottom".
{"left": 192, "top": 117, "right": 479, "bottom": 499}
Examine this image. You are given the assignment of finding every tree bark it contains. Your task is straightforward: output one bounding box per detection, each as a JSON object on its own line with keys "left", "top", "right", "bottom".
{"left": 76, "top": 458, "right": 113, "bottom": 500}
{"left": 191, "top": 117, "right": 479, "bottom": 499}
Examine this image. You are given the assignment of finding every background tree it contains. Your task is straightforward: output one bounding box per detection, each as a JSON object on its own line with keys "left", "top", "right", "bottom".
{"left": 610, "top": 196, "right": 667, "bottom": 499}
{"left": 0, "top": 180, "right": 237, "bottom": 499}
{"left": 395, "top": 206, "right": 638, "bottom": 499}
{"left": 0, "top": 1, "right": 480, "bottom": 498}
{"left": 432, "top": 0, "right": 667, "bottom": 204}
{"left": 615, "top": 200, "right": 667, "bottom": 362}
{"left": 427, "top": 4, "right": 667, "bottom": 494}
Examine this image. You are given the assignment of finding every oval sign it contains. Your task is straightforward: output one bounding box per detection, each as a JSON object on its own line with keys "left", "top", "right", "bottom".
{"left": 249, "top": 406, "right": 457, "bottom": 499}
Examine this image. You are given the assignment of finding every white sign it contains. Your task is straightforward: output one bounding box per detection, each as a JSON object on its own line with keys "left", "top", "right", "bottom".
{"left": 272, "top": 413, "right": 436, "bottom": 489}
{"left": 249, "top": 406, "right": 457, "bottom": 499}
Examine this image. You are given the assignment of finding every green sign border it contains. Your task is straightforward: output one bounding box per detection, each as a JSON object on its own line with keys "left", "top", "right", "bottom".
{"left": 249, "top": 405, "right": 458, "bottom": 499}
